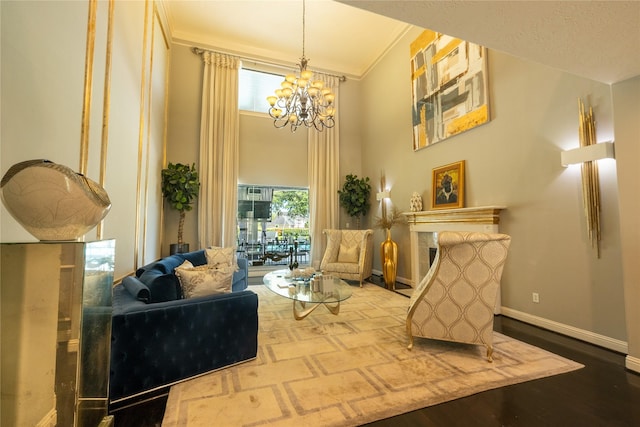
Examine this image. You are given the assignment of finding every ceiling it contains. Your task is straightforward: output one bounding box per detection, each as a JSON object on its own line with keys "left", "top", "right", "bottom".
{"left": 164, "top": 0, "right": 411, "bottom": 78}
{"left": 164, "top": 0, "right": 640, "bottom": 84}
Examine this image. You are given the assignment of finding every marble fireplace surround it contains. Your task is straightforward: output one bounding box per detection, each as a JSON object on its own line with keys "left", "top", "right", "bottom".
{"left": 403, "top": 206, "right": 506, "bottom": 314}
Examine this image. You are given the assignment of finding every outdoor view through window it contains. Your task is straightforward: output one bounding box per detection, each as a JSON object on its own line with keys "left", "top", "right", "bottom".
{"left": 237, "top": 185, "right": 310, "bottom": 267}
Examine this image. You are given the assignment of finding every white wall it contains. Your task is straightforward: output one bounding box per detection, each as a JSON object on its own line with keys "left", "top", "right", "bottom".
{"left": 360, "top": 27, "right": 627, "bottom": 346}
{"left": 1, "top": 1, "right": 170, "bottom": 280}
{"left": 612, "top": 75, "right": 640, "bottom": 370}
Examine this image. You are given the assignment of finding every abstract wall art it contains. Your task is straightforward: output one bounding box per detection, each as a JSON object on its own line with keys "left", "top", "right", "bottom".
{"left": 410, "top": 30, "right": 490, "bottom": 151}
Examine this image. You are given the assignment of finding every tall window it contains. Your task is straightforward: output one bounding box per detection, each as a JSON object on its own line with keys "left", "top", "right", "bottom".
{"left": 238, "top": 68, "right": 283, "bottom": 114}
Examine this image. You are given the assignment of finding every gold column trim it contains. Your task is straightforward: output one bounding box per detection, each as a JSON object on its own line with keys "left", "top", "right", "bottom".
{"left": 134, "top": 0, "right": 151, "bottom": 272}
{"left": 141, "top": 6, "right": 159, "bottom": 265}
{"left": 158, "top": 4, "right": 171, "bottom": 254}
{"left": 79, "top": 0, "right": 98, "bottom": 176}
{"left": 96, "top": 0, "right": 115, "bottom": 240}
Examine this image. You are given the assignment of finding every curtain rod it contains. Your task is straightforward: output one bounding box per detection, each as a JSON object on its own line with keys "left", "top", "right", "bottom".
{"left": 191, "top": 46, "right": 347, "bottom": 82}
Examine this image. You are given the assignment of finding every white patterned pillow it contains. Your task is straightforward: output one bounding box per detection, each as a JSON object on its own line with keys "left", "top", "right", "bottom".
{"left": 175, "top": 260, "right": 234, "bottom": 298}
{"left": 205, "top": 246, "right": 237, "bottom": 270}
{"left": 337, "top": 243, "right": 359, "bottom": 263}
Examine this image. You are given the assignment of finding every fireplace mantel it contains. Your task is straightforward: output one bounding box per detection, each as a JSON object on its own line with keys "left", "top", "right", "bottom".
{"left": 403, "top": 206, "right": 505, "bottom": 229}
{"left": 403, "top": 206, "right": 506, "bottom": 313}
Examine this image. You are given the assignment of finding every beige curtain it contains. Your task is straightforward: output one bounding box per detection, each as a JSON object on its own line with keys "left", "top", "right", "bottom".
{"left": 198, "top": 51, "right": 240, "bottom": 248}
{"left": 308, "top": 74, "right": 340, "bottom": 268}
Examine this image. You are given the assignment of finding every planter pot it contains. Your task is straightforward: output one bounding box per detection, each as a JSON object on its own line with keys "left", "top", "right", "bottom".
{"left": 380, "top": 229, "right": 398, "bottom": 290}
{"left": 170, "top": 243, "right": 190, "bottom": 255}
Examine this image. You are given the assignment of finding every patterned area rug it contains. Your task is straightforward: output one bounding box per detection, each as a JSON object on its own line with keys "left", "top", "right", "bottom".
{"left": 162, "top": 283, "right": 582, "bottom": 426}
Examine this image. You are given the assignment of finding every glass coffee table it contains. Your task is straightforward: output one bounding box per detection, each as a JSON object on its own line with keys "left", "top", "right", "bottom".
{"left": 263, "top": 269, "right": 353, "bottom": 320}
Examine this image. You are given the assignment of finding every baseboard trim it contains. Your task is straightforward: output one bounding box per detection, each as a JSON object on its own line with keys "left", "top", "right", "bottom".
{"left": 500, "top": 306, "right": 629, "bottom": 354}
{"left": 625, "top": 355, "right": 640, "bottom": 374}
{"left": 371, "top": 269, "right": 412, "bottom": 286}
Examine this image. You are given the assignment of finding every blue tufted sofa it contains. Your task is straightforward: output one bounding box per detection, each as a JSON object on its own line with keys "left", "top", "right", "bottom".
{"left": 109, "top": 250, "right": 257, "bottom": 405}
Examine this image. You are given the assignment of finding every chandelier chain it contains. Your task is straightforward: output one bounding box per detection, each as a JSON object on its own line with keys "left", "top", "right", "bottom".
{"left": 302, "top": 0, "right": 306, "bottom": 60}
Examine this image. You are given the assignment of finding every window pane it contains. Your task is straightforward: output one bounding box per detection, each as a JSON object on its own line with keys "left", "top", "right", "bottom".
{"left": 236, "top": 185, "right": 310, "bottom": 268}
{"left": 239, "top": 68, "right": 283, "bottom": 114}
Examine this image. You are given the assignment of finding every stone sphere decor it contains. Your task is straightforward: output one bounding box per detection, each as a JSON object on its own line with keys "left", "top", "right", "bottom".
{"left": 0, "top": 159, "right": 111, "bottom": 241}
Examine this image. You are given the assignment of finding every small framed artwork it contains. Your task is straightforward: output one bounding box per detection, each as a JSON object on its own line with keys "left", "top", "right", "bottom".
{"left": 432, "top": 161, "right": 465, "bottom": 210}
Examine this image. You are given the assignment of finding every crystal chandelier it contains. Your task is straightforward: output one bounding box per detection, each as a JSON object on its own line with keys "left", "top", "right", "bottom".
{"left": 266, "top": 0, "right": 336, "bottom": 132}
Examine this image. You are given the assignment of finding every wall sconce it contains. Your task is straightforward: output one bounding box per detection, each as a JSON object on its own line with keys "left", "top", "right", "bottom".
{"left": 560, "top": 141, "right": 615, "bottom": 166}
{"left": 376, "top": 190, "right": 390, "bottom": 201}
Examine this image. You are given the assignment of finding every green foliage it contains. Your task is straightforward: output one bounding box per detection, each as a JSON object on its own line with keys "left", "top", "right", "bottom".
{"left": 338, "top": 174, "right": 371, "bottom": 219}
{"left": 271, "top": 190, "right": 309, "bottom": 219}
{"left": 161, "top": 163, "right": 200, "bottom": 213}
{"left": 161, "top": 162, "right": 200, "bottom": 244}
{"left": 267, "top": 228, "right": 310, "bottom": 239}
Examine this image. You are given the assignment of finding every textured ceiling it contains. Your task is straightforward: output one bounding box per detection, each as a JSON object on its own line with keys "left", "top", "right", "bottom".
{"left": 164, "top": 0, "right": 640, "bottom": 84}
{"left": 339, "top": 0, "right": 640, "bottom": 84}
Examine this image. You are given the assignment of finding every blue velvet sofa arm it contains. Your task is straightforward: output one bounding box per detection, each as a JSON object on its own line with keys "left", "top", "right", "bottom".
{"left": 233, "top": 257, "right": 249, "bottom": 292}
{"left": 109, "top": 285, "right": 258, "bottom": 403}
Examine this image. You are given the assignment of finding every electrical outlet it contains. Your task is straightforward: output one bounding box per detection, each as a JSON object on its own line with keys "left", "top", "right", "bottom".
{"left": 532, "top": 292, "right": 540, "bottom": 303}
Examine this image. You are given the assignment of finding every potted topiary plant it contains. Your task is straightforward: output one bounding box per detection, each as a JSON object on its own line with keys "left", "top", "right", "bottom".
{"left": 161, "top": 162, "right": 200, "bottom": 254}
{"left": 338, "top": 174, "right": 371, "bottom": 229}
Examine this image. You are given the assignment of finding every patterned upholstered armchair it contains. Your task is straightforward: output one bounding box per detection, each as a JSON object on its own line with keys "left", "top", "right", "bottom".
{"left": 320, "top": 229, "right": 374, "bottom": 287}
{"left": 406, "top": 231, "right": 511, "bottom": 361}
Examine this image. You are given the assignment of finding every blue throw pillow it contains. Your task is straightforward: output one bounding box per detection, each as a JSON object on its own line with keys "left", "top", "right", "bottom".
{"left": 139, "top": 269, "right": 180, "bottom": 302}
{"left": 181, "top": 250, "right": 207, "bottom": 267}
{"left": 122, "top": 276, "right": 150, "bottom": 302}
{"left": 153, "top": 255, "right": 185, "bottom": 274}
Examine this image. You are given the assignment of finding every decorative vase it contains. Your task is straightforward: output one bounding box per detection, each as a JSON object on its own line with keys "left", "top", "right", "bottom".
{"left": 0, "top": 159, "right": 111, "bottom": 241}
{"left": 409, "top": 191, "right": 423, "bottom": 212}
{"left": 380, "top": 228, "right": 398, "bottom": 290}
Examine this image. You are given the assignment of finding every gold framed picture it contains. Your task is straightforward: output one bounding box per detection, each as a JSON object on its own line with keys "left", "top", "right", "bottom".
{"left": 432, "top": 161, "right": 465, "bottom": 210}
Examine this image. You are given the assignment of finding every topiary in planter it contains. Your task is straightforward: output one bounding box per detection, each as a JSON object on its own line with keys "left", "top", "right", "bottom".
{"left": 161, "top": 162, "right": 200, "bottom": 253}
{"left": 338, "top": 174, "right": 371, "bottom": 229}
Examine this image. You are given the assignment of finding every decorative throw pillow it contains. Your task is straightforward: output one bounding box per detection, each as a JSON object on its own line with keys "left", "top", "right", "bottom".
{"left": 337, "top": 243, "right": 359, "bottom": 263}
{"left": 122, "top": 276, "right": 150, "bottom": 302}
{"left": 205, "top": 246, "right": 237, "bottom": 270}
{"left": 138, "top": 269, "right": 180, "bottom": 302}
{"left": 175, "top": 260, "right": 234, "bottom": 299}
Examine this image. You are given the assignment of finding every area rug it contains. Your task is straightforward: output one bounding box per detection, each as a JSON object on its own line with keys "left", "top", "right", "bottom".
{"left": 162, "top": 283, "right": 583, "bottom": 426}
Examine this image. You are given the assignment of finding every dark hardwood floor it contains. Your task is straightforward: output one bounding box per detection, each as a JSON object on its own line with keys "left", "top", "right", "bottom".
{"left": 112, "top": 277, "right": 640, "bottom": 427}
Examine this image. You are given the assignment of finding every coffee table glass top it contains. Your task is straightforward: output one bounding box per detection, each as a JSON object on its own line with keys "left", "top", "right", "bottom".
{"left": 263, "top": 269, "right": 353, "bottom": 303}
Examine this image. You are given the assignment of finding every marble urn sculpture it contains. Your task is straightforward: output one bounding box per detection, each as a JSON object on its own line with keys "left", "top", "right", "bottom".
{"left": 0, "top": 159, "right": 111, "bottom": 241}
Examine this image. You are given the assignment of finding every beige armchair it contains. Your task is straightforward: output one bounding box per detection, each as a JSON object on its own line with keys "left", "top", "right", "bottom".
{"left": 320, "top": 229, "right": 374, "bottom": 287}
{"left": 406, "top": 231, "right": 511, "bottom": 361}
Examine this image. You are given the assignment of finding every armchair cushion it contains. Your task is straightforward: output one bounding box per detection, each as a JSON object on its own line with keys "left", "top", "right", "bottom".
{"left": 338, "top": 243, "right": 359, "bottom": 263}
